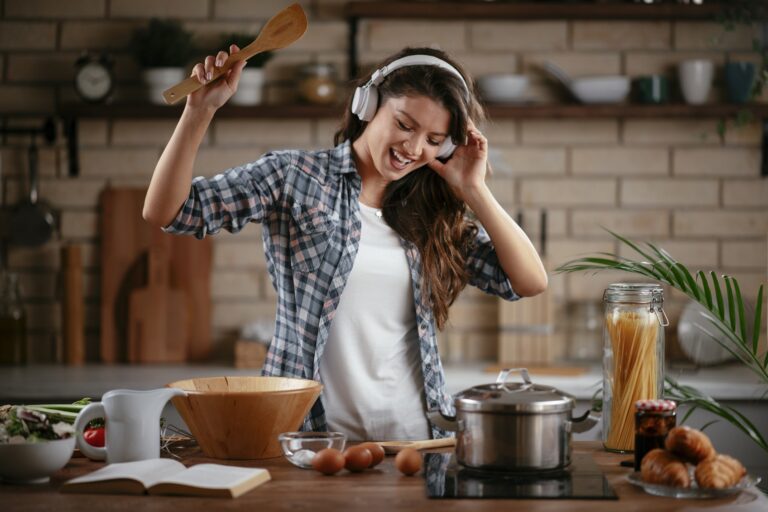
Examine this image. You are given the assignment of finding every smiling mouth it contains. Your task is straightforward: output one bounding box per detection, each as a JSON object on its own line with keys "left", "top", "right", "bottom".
{"left": 389, "top": 148, "right": 414, "bottom": 170}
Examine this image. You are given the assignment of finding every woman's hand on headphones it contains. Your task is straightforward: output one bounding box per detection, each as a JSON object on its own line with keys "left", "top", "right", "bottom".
{"left": 188, "top": 44, "right": 248, "bottom": 110}
{"left": 428, "top": 120, "right": 489, "bottom": 202}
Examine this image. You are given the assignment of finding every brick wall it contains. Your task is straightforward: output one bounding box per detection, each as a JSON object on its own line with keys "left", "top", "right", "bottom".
{"left": 0, "top": 0, "right": 766, "bottom": 364}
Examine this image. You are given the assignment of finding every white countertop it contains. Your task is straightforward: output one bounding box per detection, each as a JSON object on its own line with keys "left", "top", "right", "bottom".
{"left": 1, "top": 362, "right": 765, "bottom": 402}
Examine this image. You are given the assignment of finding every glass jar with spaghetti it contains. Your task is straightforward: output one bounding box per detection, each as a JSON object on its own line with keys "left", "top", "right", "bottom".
{"left": 602, "top": 283, "right": 668, "bottom": 453}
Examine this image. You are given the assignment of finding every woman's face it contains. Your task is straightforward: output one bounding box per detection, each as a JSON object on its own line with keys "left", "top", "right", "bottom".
{"left": 359, "top": 94, "right": 451, "bottom": 182}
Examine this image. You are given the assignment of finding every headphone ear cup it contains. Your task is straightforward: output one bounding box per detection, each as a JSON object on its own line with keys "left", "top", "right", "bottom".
{"left": 351, "top": 86, "right": 366, "bottom": 120}
{"left": 436, "top": 137, "right": 457, "bottom": 159}
{"left": 351, "top": 85, "right": 378, "bottom": 122}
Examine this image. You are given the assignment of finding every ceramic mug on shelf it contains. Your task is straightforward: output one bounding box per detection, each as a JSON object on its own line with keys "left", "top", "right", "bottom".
{"left": 634, "top": 74, "right": 669, "bottom": 104}
{"left": 724, "top": 61, "right": 756, "bottom": 104}
{"left": 678, "top": 59, "right": 714, "bottom": 105}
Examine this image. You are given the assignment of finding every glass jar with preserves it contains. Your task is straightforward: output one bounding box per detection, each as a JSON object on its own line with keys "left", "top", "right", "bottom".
{"left": 634, "top": 399, "right": 677, "bottom": 470}
{"left": 298, "top": 63, "right": 337, "bottom": 105}
{"left": 0, "top": 271, "right": 27, "bottom": 365}
{"left": 602, "top": 283, "right": 668, "bottom": 453}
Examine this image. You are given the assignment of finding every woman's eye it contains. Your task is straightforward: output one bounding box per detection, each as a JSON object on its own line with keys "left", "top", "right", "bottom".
{"left": 396, "top": 120, "right": 410, "bottom": 131}
{"left": 428, "top": 139, "right": 441, "bottom": 146}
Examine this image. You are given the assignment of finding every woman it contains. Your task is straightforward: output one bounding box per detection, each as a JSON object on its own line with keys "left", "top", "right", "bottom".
{"left": 143, "top": 46, "right": 547, "bottom": 441}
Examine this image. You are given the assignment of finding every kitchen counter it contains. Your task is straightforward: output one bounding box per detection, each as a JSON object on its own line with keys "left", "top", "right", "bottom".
{"left": 3, "top": 363, "right": 766, "bottom": 473}
{"left": 4, "top": 442, "right": 767, "bottom": 511}
{"left": 2, "top": 362, "right": 766, "bottom": 402}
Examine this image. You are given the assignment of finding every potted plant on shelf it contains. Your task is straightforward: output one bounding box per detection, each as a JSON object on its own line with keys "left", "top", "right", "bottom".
{"left": 131, "top": 19, "right": 197, "bottom": 105}
{"left": 712, "top": 1, "right": 768, "bottom": 135}
{"left": 217, "top": 32, "right": 273, "bottom": 106}
{"left": 556, "top": 230, "right": 767, "bottom": 459}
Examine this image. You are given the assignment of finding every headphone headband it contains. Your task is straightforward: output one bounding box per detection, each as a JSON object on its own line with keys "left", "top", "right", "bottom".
{"left": 368, "top": 55, "right": 469, "bottom": 96}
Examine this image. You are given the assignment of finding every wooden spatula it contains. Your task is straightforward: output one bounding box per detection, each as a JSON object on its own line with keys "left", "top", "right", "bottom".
{"left": 162, "top": 3, "right": 308, "bottom": 105}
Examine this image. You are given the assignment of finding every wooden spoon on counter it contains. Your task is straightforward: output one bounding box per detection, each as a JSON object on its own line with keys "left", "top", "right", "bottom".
{"left": 162, "top": 3, "right": 308, "bottom": 105}
{"left": 377, "top": 438, "right": 457, "bottom": 455}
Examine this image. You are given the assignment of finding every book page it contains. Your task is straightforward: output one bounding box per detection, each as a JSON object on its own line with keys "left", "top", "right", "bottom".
{"left": 154, "top": 464, "right": 268, "bottom": 490}
{"left": 64, "top": 458, "right": 186, "bottom": 489}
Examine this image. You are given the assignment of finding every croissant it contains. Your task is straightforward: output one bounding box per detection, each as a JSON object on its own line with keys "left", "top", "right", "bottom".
{"left": 640, "top": 448, "right": 691, "bottom": 488}
{"left": 664, "top": 426, "right": 716, "bottom": 464}
{"left": 695, "top": 454, "right": 747, "bottom": 489}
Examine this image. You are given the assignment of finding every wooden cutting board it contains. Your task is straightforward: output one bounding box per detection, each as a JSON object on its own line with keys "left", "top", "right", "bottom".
{"left": 127, "top": 238, "right": 188, "bottom": 363}
{"left": 498, "top": 210, "right": 560, "bottom": 365}
{"left": 61, "top": 244, "right": 85, "bottom": 365}
{"left": 100, "top": 186, "right": 212, "bottom": 363}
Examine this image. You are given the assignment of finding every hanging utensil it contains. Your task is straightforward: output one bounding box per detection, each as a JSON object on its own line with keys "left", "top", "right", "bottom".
{"left": 8, "top": 139, "right": 56, "bottom": 247}
{"left": 162, "top": 3, "right": 308, "bottom": 105}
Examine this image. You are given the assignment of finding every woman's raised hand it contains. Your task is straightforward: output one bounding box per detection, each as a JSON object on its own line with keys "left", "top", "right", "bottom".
{"left": 188, "top": 44, "right": 248, "bottom": 110}
{"left": 428, "top": 119, "right": 489, "bottom": 202}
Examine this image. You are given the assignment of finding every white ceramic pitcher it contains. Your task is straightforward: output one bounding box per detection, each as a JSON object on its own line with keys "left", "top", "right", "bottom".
{"left": 74, "top": 388, "right": 186, "bottom": 463}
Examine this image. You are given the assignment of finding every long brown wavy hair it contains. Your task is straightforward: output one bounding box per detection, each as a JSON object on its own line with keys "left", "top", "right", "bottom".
{"left": 334, "top": 47, "right": 486, "bottom": 329}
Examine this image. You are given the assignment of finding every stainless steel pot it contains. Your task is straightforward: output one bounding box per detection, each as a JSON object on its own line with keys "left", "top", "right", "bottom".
{"left": 427, "top": 368, "right": 598, "bottom": 472}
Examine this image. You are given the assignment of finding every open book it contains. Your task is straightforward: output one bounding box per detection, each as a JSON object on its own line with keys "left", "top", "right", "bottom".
{"left": 60, "top": 458, "right": 271, "bottom": 498}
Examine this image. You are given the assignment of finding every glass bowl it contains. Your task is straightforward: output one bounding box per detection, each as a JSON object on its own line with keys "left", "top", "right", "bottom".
{"left": 278, "top": 432, "right": 346, "bottom": 469}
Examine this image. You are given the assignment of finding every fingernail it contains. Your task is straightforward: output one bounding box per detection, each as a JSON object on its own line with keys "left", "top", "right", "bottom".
{"left": 215, "top": 59, "right": 223, "bottom": 68}
{"left": 206, "top": 71, "right": 212, "bottom": 81}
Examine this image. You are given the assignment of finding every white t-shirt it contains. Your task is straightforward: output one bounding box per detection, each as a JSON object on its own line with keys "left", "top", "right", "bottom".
{"left": 318, "top": 202, "right": 431, "bottom": 441}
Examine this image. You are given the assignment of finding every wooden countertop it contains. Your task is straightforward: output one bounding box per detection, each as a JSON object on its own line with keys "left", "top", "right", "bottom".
{"left": 4, "top": 441, "right": 766, "bottom": 511}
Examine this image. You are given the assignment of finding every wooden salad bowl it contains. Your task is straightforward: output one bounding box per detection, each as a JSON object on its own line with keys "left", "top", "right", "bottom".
{"left": 166, "top": 376, "right": 322, "bottom": 460}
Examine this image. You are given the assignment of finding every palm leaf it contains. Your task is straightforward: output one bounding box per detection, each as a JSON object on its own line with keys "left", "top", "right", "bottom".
{"left": 556, "top": 230, "right": 768, "bottom": 456}
{"left": 754, "top": 284, "right": 764, "bottom": 354}
{"left": 733, "top": 278, "right": 747, "bottom": 342}
{"left": 697, "top": 271, "right": 714, "bottom": 311}
{"left": 725, "top": 276, "right": 736, "bottom": 332}
{"left": 665, "top": 377, "right": 768, "bottom": 455}
{"left": 711, "top": 271, "right": 725, "bottom": 321}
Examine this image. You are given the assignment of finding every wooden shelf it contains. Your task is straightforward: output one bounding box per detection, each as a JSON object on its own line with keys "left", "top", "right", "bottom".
{"left": 56, "top": 102, "right": 768, "bottom": 120}
{"left": 57, "top": 103, "right": 344, "bottom": 119}
{"left": 485, "top": 103, "right": 768, "bottom": 119}
{"left": 345, "top": 1, "right": 724, "bottom": 20}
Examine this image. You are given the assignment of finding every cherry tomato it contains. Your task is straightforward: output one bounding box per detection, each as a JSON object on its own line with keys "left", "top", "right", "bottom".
{"left": 83, "top": 426, "right": 105, "bottom": 447}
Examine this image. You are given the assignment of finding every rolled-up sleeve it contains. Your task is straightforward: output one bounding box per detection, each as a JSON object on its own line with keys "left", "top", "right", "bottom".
{"left": 466, "top": 226, "right": 520, "bottom": 302}
{"left": 163, "top": 151, "right": 290, "bottom": 239}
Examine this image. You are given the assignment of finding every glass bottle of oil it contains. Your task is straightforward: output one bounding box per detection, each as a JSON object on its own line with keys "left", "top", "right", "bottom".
{"left": 0, "top": 271, "right": 27, "bottom": 365}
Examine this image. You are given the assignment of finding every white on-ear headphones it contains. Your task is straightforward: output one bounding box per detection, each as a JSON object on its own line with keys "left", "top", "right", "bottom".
{"left": 351, "top": 54, "right": 470, "bottom": 160}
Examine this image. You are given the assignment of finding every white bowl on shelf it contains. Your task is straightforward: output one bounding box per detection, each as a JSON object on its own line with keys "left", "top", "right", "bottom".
{"left": 477, "top": 74, "right": 530, "bottom": 103}
{"left": 570, "top": 76, "right": 630, "bottom": 104}
{"left": 542, "top": 61, "right": 629, "bottom": 104}
{"left": 0, "top": 437, "right": 76, "bottom": 484}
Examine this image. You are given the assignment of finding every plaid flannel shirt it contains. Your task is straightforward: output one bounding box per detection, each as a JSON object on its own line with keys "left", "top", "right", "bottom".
{"left": 164, "top": 140, "right": 520, "bottom": 438}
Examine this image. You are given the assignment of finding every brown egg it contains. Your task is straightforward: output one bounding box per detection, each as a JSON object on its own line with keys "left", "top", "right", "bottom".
{"left": 344, "top": 445, "right": 373, "bottom": 472}
{"left": 395, "top": 448, "right": 422, "bottom": 476}
{"left": 359, "top": 442, "right": 385, "bottom": 467}
{"left": 311, "top": 448, "right": 345, "bottom": 475}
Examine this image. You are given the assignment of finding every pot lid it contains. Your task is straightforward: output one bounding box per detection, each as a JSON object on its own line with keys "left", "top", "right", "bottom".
{"left": 454, "top": 368, "right": 575, "bottom": 413}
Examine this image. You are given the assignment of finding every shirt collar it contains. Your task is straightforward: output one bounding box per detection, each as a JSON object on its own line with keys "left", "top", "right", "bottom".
{"left": 329, "top": 139, "right": 359, "bottom": 176}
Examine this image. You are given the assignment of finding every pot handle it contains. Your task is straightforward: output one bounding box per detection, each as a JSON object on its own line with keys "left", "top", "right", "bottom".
{"left": 496, "top": 368, "right": 533, "bottom": 391}
{"left": 426, "top": 408, "right": 459, "bottom": 432}
{"left": 571, "top": 408, "right": 601, "bottom": 433}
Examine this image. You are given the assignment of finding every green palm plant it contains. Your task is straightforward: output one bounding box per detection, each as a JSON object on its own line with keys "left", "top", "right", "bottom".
{"left": 556, "top": 229, "right": 767, "bottom": 456}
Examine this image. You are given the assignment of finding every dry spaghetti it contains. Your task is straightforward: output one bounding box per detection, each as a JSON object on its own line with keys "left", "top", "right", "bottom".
{"left": 604, "top": 308, "right": 660, "bottom": 452}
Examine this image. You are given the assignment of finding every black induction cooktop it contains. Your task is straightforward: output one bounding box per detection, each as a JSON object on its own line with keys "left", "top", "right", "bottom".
{"left": 424, "top": 452, "right": 618, "bottom": 500}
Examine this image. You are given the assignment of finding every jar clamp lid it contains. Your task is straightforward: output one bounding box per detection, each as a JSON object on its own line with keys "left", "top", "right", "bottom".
{"left": 604, "top": 283, "right": 669, "bottom": 326}
{"left": 454, "top": 368, "right": 575, "bottom": 413}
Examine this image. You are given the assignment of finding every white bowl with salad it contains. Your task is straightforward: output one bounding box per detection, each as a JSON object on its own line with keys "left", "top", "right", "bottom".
{"left": 0, "top": 403, "right": 80, "bottom": 484}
